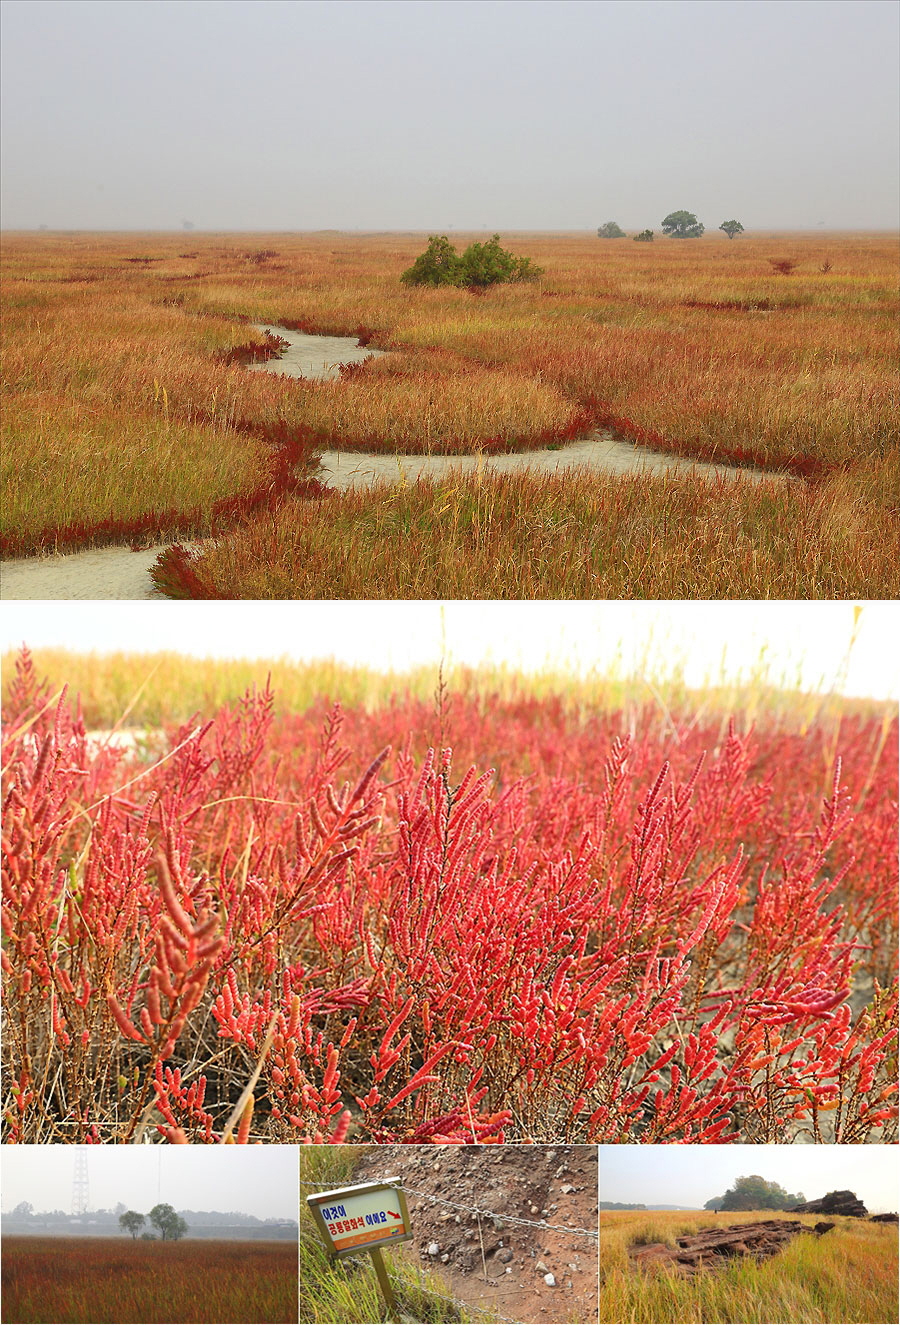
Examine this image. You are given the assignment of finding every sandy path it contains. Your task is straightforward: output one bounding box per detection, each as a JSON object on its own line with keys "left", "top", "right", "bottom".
{"left": 2, "top": 327, "right": 786, "bottom": 600}
{"left": 0, "top": 544, "right": 170, "bottom": 601}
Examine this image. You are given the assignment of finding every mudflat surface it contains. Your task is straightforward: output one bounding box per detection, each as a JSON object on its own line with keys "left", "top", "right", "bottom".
{"left": 316, "top": 431, "right": 780, "bottom": 489}
{"left": 351, "top": 1145, "right": 598, "bottom": 1324}
{"left": 0, "top": 544, "right": 168, "bottom": 601}
{"left": 248, "top": 324, "right": 385, "bottom": 379}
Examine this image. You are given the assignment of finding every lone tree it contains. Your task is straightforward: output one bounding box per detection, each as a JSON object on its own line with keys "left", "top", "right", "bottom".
{"left": 706, "top": 1176, "right": 805, "bottom": 1212}
{"left": 633, "top": 229, "right": 654, "bottom": 242}
{"left": 148, "top": 1203, "right": 189, "bottom": 1242}
{"left": 719, "top": 220, "right": 744, "bottom": 239}
{"left": 119, "top": 1211, "right": 146, "bottom": 1239}
{"left": 401, "top": 234, "right": 541, "bottom": 288}
{"left": 597, "top": 222, "right": 626, "bottom": 238}
{"left": 661, "top": 210, "right": 705, "bottom": 238}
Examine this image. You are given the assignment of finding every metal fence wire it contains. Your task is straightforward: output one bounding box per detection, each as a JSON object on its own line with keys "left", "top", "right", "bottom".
{"left": 300, "top": 1173, "right": 598, "bottom": 1324}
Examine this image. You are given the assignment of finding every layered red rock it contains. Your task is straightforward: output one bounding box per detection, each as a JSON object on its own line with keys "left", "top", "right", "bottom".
{"left": 789, "top": 1190, "right": 867, "bottom": 1218}
{"left": 629, "top": 1219, "right": 832, "bottom": 1275}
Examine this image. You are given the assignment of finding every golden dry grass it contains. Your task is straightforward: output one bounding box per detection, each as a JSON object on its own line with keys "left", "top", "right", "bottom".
{"left": 156, "top": 467, "right": 900, "bottom": 600}
{"left": 600, "top": 1210, "right": 898, "bottom": 1324}
{"left": 3, "top": 229, "right": 897, "bottom": 593}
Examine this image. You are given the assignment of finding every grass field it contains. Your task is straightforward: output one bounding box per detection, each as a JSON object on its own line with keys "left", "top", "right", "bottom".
{"left": 599, "top": 1209, "right": 898, "bottom": 1324}
{"left": 0, "top": 1237, "right": 298, "bottom": 1324}
{"left": 2, "top": 230, "right": 897, "bottom": 596}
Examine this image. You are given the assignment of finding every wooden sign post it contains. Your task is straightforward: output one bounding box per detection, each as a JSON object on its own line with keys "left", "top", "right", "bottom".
{"left": 306, "top": 1178, "right": 413, "bottom": 1323}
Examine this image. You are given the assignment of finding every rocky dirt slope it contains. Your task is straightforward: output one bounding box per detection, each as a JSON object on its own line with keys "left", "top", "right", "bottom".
{"left": 351, "top": 1145, "right": 598, "bottom": 1323}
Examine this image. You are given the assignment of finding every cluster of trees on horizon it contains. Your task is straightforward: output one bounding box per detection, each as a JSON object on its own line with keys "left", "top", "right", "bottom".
{"left": 600, "top": 1177, "right": 813, "bottom": 1213}
{"left": 704, "top": 1176, "right": 805, "bottom": 1212}
{"left": 119, "top": 1203, "right": 188, "bottom": 1241}
{"left": 598, "top": 212, "right": 744, "bottom": 241}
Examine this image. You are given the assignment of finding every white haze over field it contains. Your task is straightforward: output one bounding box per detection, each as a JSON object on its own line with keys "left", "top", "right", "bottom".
{"left": 0, "top": 601, "right": 897, "bottom": 702}
{"left": 600, "top": 1145, "right": 899, "bottom": 1214}
{"left": 0, "top": 1146, "right": 298, "bottom": 1222}
{"left": 1, "top": 0, "right": 897, "bottom": 231}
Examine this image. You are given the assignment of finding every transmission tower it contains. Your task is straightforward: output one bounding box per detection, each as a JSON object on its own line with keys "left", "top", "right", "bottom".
{"left": 72, "top": 1146, "right": 89, "bottom": 1215}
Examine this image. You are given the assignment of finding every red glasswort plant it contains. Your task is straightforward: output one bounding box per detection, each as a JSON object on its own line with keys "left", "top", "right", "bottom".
{"left": 2, "top": 651, "right": 896, "bottom": 1143}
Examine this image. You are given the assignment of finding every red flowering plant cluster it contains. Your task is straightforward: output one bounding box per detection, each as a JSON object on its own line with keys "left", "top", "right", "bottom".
{"left": 2, "top": 651, "right": 896, "bottom": 1144}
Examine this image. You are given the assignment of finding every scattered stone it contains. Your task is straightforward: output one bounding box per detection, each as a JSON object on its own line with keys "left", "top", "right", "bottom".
{"left": 560, "top": 1184, "right": 576, "bottom": 1195}
{"left": 496, "top": 1248, "right": 514, "bottom": 1263}
{"left": 535, "top": 1261, "right": 549, "bottom": 1274}
{"left": 427, "top": 1242, "right": 440, "bottom": 1257}
{"left": 544, "top": 1273, "right": 557, "bottom": 1287}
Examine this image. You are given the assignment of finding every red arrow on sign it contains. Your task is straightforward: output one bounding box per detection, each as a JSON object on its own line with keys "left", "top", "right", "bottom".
{"left": 387, "top": 1209, "right": 401, "bottom": 1219}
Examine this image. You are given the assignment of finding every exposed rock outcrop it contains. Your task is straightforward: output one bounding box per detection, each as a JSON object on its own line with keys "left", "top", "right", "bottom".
{"left": 870, "top": 1212, "right": 898, "bottom": 1224}
{"left": 789, "top": 1191, "right": 867, "bottom": 1218}
{"left": 630, "top": 1219, "right": 832, "bottom": 1276}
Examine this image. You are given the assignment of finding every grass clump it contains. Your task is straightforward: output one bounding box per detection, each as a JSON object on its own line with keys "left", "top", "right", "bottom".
{"left": 151, "top": 467, "right": 900, "bottom": 599}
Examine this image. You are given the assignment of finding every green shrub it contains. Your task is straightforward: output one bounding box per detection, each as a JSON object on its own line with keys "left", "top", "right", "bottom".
{"left": 399, "top": 234, "right": 464, "bottom": 287}
{"left": 597, "top": 222, "right": 626, "bottom": 238}
{"left": 634, "top": 229, "right": 654, "bottom": 242}
{"left": 401, "top": 234, "right": 542, "bottom": 288}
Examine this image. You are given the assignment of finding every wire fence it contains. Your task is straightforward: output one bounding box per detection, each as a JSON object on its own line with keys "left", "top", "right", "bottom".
{"left": 300, "top": 1176, "right": 598, "bottom": 1242}
{"left": 300, "top": 1171, "right": 598, "bottom": 1323}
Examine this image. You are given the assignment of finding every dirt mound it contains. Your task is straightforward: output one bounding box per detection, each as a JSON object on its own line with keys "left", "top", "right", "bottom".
{"left": 630, "top": 1219, "right": 831, "bottom": 1275}
{"left": 790, "top": 1190, "right": 868, "bottom": 1217}
{"left": 350, "top": 1145, "right": 598, "bottom": 1323}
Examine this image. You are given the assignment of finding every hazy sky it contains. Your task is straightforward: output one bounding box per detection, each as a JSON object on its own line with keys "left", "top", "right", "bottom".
{"left": 2, "top": 0, "right": 897, "bottom": 231}
{"left": 600, "top": 1145, "right": 899, "bottom": 1213}
{"left": 1, "top": 1146, "right": 298, "bottom": 1221}
{"left": 0, "top": 601, "right": 897, "bottom": 700}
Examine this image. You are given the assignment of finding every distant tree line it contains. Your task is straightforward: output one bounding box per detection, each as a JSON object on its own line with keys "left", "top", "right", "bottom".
{"left": 599, "top": 1201, "right": 648, "bottom": 1210}
{"left": 597, "top": 213, "right": 745, "bottom": 241}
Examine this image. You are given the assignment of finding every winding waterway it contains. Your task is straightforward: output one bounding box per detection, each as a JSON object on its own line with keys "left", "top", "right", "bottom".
{"left": 1, "top": 326, "right": 787, "bottom": 600}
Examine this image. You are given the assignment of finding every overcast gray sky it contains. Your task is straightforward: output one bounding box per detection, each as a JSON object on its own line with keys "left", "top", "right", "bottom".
{"left": 600, "top": 1145, "right": 899, "bottom": 1212}
{"left": 2, "top": 0, "right": 897, "bottom": 231}
{"left": 1, "top": 1146, "right": 298, "bottom": 1220}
